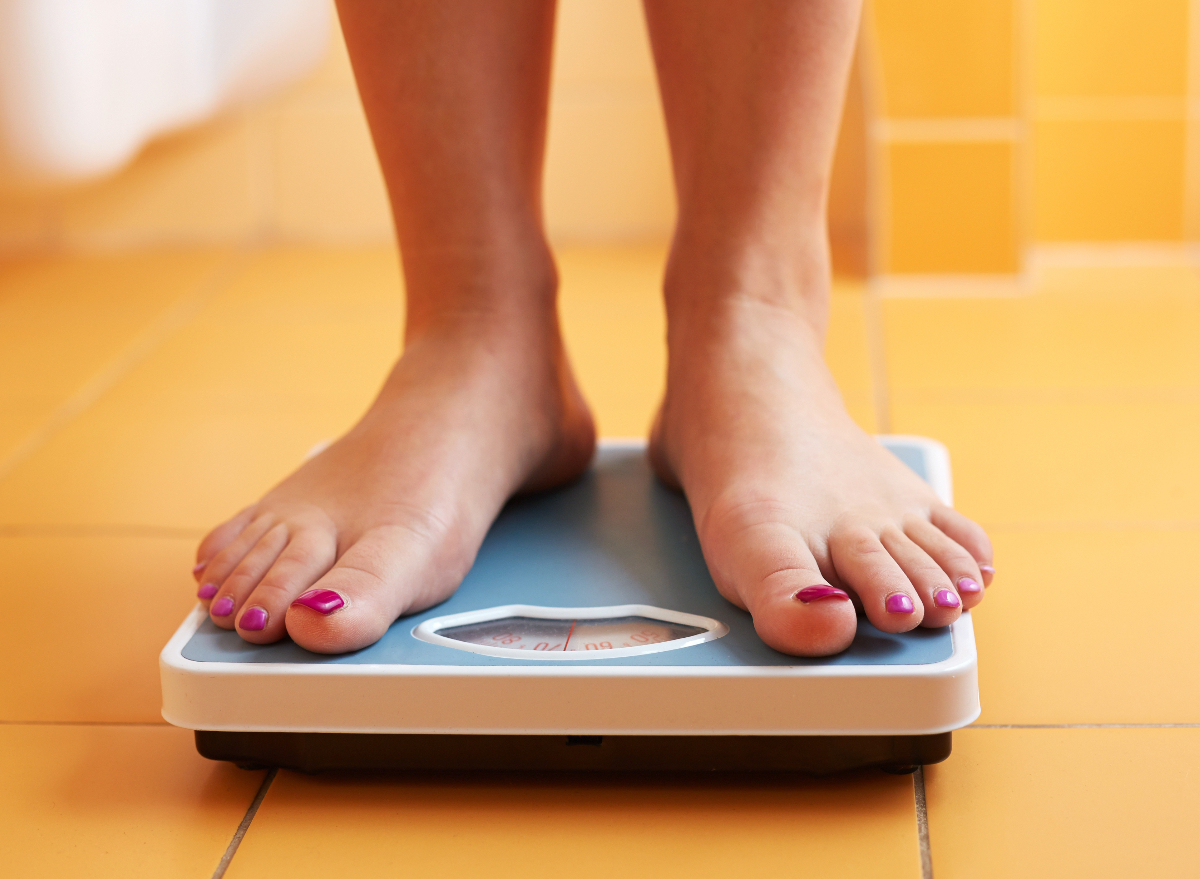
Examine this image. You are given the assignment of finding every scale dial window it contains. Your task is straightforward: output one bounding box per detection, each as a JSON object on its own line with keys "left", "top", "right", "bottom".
{"left": 413, "top": 604, "right": 728, "bottom": 660}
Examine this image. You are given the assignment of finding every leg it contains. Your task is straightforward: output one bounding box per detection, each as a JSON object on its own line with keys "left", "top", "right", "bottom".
{"left": 192, "top": 0, "right": 594, "bottom": 652}
{"left": 644, "top": 0, "right": 993, "bottom": 655}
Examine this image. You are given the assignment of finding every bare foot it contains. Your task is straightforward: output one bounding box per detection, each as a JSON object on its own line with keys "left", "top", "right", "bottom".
{"left": 191, "top": 288, "right": 594, "bottom": 654}
{"left": 650, "top": 283, "right": 994, "bottom": 657}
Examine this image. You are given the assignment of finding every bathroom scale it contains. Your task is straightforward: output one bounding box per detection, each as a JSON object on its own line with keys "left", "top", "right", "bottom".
{"left": 161, "top": 437, "right": 979, "bottom": 775}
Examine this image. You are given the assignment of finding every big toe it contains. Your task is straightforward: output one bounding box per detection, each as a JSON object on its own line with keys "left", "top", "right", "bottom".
{"left": 284, "top": 526, "right": 453, "bottom": 654}
{"left": 747, "top": 575, "right": 858, "bottom": 657}
{"left": 702, "top": 508, "right": 857, "bottom": 657}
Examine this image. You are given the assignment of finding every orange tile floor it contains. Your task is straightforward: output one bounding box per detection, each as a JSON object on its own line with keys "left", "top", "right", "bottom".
{"left": 1, "top": 246, "right": 1197, "bottom": 877}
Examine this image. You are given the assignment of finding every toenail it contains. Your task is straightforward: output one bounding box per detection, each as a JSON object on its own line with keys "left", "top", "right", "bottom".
{"left": 197, "top": 583, "right": 218, "bottom": 600}
{"left": 239, "top": 607, "right": 268, "bottom": 631}
{"left": 211, "top": 596, "right": 235, "bottom": 616}
{"left": 192, "top": 561, "right": 207, "bottom": 578}
{"left": 934, "top": 589, "right": 961, "bottom": 609}
{"left": 957, "top": 577, "right": 982, "bottom": 594}
{"left": 292, "top": 588, "right": 345, "bottom": 614}
{"left": 885, "top": 593, "right": 915, "bottom": 614}
{"left": 979, "top": 564, "right": 995, "bottom": 575}
{"left": 794, "top": 585, "right": 850, "bottom": 604}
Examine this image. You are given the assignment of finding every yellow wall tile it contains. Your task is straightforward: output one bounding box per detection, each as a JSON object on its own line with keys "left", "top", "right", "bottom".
{"left": 291, "top": 3, "right": 356, "bottom": 91}
{"left": 884, "top": 140, "right": 1019, "bottom": 273}
{"left": 1034, "top": 0, "right": 1189, "bottom": 97}
{"left": 1034, "top": 118, "right": 1185, "bottom": 240}
{"left": 544, "top": 97, "right": 675, "bottom": 243}
{"left": 872, "top": 0, "right": 1016, "bottom": 117}
{"left": 552, "top": 0, "right": 658, "bottom": 90}
{"left": 927, "top": 729, "right": 1200, "bottom": 878}
{"left": 55, "top": 115, "right": 264, "bottom": 249}
{"left": 545, "top": 1, "right": 675, "bottom": 243}
{"left": 231, "top": 770, "right": 920, "bottom": 878}
{"left": 0, "top": 191, "right": 57, "bottom": 253}
{"left": 0, "top": 724, "right": 263, "bottom": 879}
{"left": 269, "top": 100, "right": 393, "bottom": 242}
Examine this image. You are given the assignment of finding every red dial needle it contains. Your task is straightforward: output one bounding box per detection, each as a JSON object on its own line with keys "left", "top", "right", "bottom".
{"left": 561, "top": 620, "right": 577, "bottom": 652}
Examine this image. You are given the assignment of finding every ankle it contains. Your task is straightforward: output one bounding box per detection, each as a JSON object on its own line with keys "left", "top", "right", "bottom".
{"left": 663, "top": 258, "right": 831, "bottom": 351}
{"left": 402, "top": 237, "right": 560, "bottom": 340}
{"left": 661, "top": 230, "right": 832, "bottom": 336}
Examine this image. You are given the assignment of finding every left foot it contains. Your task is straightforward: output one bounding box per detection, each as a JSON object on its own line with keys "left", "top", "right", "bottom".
{"left": 650, "top": 279, "right": 994, "bottom": 657}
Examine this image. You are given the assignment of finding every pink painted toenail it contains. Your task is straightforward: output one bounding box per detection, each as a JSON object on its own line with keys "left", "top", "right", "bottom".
{"left": 885, "top": 593, "right": 915, "bottom": 614}
{"left": 197, "top": 583, "right": 218, "bottom": 600}
{"left": 934, "top": 589, "right": 961, "bottom": 609}
{"left": 794, "top": 585, "right": 850, "bottom": 604}
{"left": 292, "top": 588, "right": 345, "bottom": 614}
{"left": 211, "top": 596, "right": 234, "bottom": 616}
{"left": 957, "top": 577, "right": 982, "bottom": 594}
{"left": 978, "top": 565, "right": 995, "bottom": 575}
{"left": 192, "top": 561, "right": 207, "bottom": 579}
{"left": 240, "top": 607, "right": 268, "bottom": 631}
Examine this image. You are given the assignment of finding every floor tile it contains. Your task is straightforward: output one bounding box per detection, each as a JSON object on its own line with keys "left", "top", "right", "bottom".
{"left": 558, "top": 246, "right": 876, "bottom": 435}
{"left": 0, "top": 246, "right": 879, "bottom": 529}
{"left": 927, "top": 727, "right": 1200, "bottom": 878}
{"left": 883, "top": 270, "right": 1200, "bottom": 395}
{"left": 0, "top": 535, "right": 198, "bottom": 723}
{"left": 558, "top": 245, "right": 667, "bottom": 438}
{"left": 0, "top": 248, "right": 405, "bottom": 530}
{"left": 890, "top": 398, "right": 1200, "bottom": 526}
{"left": 973, "top": 527, "right": 1200, "bottom": 724}
{"left": 0, "top": 251, "right": 228, "bottom": 462}
{"left": 0, "top": 723, "right": 262, "bottom": 879}
{"left": 230, "top": 770, "right": 920, "bottom": 878}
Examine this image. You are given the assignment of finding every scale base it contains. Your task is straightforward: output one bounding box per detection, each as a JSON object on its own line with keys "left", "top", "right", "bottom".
{"left": 196, "top": 731, "right": 952, "bottom": 776}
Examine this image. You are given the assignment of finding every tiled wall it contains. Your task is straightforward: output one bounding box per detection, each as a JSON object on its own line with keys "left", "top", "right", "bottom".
{"left": 0, "top": 1, "right": 677, "bottom": 254}
{"left": 1031, "top": 0, "right": 1191, "bottom": 242}
{"left": 870, "top": 0, "right": 1200, "bottom": 274}
{"left": 1, "top": 1, "right": 1196, "bottom": 274}
{"left": 869, "top": 0, "right": 1022, "bottom": 274}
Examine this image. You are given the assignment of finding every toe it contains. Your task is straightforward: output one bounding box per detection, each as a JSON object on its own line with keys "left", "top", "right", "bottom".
{"left": 285, "top": 525, "right": 453, "bottom": 654}
{"left": 234, "top": 523, "right": 337, "bottom": 644}
{"left": 745, "top": 565, "right": 858, "bottom": 658}
{"left": 193, "top": 506, "right": 255, "bottom": 583}
{"left": 904, "top": 517, "right": 985, "bottom": 609}
{"left": 931, "top": 506, "right": 995, "bottom": 586}
{"left": 699, "top": 506, "right": 858, "bottom": 657}
{"left": 878, "top": 527, "right": 962, "bottom": 628}
{"left": 194, "top": 513, "right": 277, "bottom": 606}
{"left": 208, "top": 523, "right": 289, "bottom": 629}
{"left": 829, "top": 524, "right": 924, "bottom": 633}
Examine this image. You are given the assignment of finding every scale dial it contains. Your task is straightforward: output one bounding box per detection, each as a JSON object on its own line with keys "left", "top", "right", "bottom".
{"left": 412, "top": 604, "right": 728, "bottom": 660}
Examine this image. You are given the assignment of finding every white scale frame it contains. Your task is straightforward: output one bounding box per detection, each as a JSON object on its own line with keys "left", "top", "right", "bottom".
{"left": 160, "top": 436, "right": 979, "bottom": 739}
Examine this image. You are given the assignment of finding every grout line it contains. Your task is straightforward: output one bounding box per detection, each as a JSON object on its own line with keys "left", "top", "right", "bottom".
{"left": 0, "top": 524, "right": 206, "bottom": 540}
{"left": 0, "top": 250, "right": 252, "bottom": 483}
{"left": 872, "top": 117, "right": 1023, "bottom": 142}
{"left": 913, "top": 766, "right": 933, "bottom": 879}
{"left": 1184, "top": 0, "right": 1200, "bottom": 241}
{"left": 863, "top": 283, "right": 892, "bottom": 433}
{"left": 212, "top": 768, "right": 277, "bottom": 879}
{"left": 0, "top": 719, "right": 168, "bottom": 727}
{"left": 971, "top": 723, "right": 1200, "bottom": 729}
{"left": 977, "top": 520, "right": 1200, "bottom": 533}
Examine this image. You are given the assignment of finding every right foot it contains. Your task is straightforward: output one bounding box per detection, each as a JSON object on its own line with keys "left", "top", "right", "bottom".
{"left": 191, "top": 281, "right": 595, "bottom": 653}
